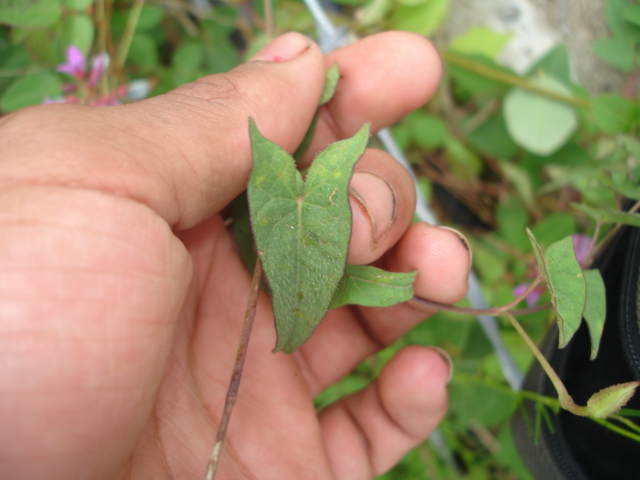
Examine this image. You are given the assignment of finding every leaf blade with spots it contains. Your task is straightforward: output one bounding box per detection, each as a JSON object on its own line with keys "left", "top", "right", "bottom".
{"left": 248, "top": 120, "right": 370, "bottom": 353}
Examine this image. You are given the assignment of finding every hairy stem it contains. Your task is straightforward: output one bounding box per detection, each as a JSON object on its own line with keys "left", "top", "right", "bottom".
{"left": 204, "top": 258, "right": 264, "bottom": 480}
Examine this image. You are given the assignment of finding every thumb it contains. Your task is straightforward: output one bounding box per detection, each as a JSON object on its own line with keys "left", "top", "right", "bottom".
{"left": 0, "top": 32, "right": 325, "bottom": 229}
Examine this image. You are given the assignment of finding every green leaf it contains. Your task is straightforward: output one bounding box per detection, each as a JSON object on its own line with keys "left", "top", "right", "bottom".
{"left": 586, "top": 381, "right": 639, "bottom": 418}
{"left": 467, "top": 112, "right": 518, "bottom": 159}
{"left": 319, "top": 62, "right": 340, "bottom": 105}
{"left": 610, "top": 171, "right": 640, "bottom": 200}
{"left": 128, "top": 33, "right": 159, "bottom": 71}
{"left": 62, "top": 13, "right": 94, "bottom": 56}
{"left": 0, "top": 72, "right": 62, "bottom": 112}
{"left": 0, "top": 0, "right": 61, "bottom": 28}
{"left": 136, "top": 4, "right": 165, "bottom": 31}
{"left": 390, "top": 0, "right": 449, "bottom": 37}
{"left": 450, "top": 27, "right": 511, "bottom": 59}
{"left": 624, "top": 4, "right": 640, "bottom": 26}
{"left": 403, "top": 111, "right": 447, "bottom": 150}
{"left": 329, "top": 265, "right": 416, "bottom": 309}
{"left": 593, "top": 38, "right": 635, "bottom": 71}
{"left": 61, "top": 0, "right": 95, "bottom": 10}
{"left": 591, "top": 94, "right": 638, "bottom": 134}
{"left": 503, "top": 75, "right": 578, "bottom": 156}
{"left": 248, "top": 120, "right": 370, "bottom": 353}
{"left": 527, "top": 44, "right": 572, "bottom": 84}
{"left": 527, "top": 231, "right": 586, "bottom": 348}
{"left": 572, "top": 203, "right": 640, "bottom": 227}
{"left": 583, "top": 269, "right": 606, "bottom": 360}
{"left": 606, "top": 0, "right": 640, "bottom": 43}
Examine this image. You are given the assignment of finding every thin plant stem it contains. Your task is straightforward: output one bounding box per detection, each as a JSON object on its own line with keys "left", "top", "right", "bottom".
{"left": 503, "top": 312, "right": 587, "bottom": 416}
{"left": 116, "top": 0, "right": 146, "bottom": 70}
{"left": 264, "top": 0, "right": 274, "bottom": 40}
{"left": 442, "top": 51, "right": 590, "bottom": 109}
{"left": 410, "top": 276, "right": 544, "bottom": 316}
{"left": 204, "top": 258, "right": 264, "bottom": 480}
{"left": 95, "top": 0, "right": 110, "bottom": 96}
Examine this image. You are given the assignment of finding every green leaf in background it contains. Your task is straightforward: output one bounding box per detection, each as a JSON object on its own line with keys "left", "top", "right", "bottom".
{"left": 586, "top": 381, "right": 640, "bottom": 418}
{"left": 61, "top": 0, "right": 95, "bottom": 10}
{"left": 500, "top": 161, "right": 535, "bottom": 210}
{"left": 583, "top": 269, "right": 606, "bottom": 360}
{"left": 0, "top": 72, "right": 62, "bottom": 112}
{"left": 572, "top": 203, "right": 640, "bottom": 226}
{"left": 128, "top": 33, "right": 159, "bottom": 71}
{"left": 0, "top": 0, "right": 61, "bottom": 28}
{"left": 403, "top": 111, "right": 447, "bottom": 150}
{"left": 527, "top": 231, "right": 586, "bottom": 348}
{"left": 591, "top": 94, "right": 638, "bottom": 134}
{"left": 329, "top": 265, "right": 416, "bottom": 309}
{"left": 136, "top": 4, "right": 165, "bottom": 31}
{"left": 529, "top": 212, "right": 577, "bottom": 247}
{"left": 504, "top": 75, "right": 578, "bottom": 156}
{"left": 527, "top": 44, "right": 572, "bottom": 84}
{"left": 606, "top": 0, "right": 639, "bottom": 43}
{"left": 467, "top": 112, "right": 519, "bottom": 159}
{"left": 443, "top": 136, "right": 482, "bottom": 181}
{"left": 62, "top": 13, "right": 94, "bottom": 56}
{"left": 593, "top": 38, "right": 635, "bottom": 71}
{"left": 390, "top": 0, "right": 449, "bottom": 37}
{"left": 610, "top": 171, "right": 640, "bottom": 200}
{"left": 450, "top": 27, "right": 511, "bottom": 59}
{"left": 248, "top": 120, "right": 370, "bottom": 353}
{"left": 623, "top": 3, "right": 640, "bottom": 26}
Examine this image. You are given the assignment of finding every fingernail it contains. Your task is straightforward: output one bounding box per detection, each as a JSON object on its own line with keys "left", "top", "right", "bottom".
{"left": 428, "top": 346, "right": 454, "bottom": 384}
{"left": 438, "top": 226, "right": 473, "bottom": 270}
{"left": 250, "top": 32, "right": 312, "bottom": 63}
{"left": 349, "top": 170, "right": 398, "bottom": 246}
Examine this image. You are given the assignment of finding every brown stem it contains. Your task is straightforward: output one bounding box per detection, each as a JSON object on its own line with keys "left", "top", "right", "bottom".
{"left": 409, "top": 276, "right": 544, "bottom": 316}
{"left": 204, "top": 258, "right": 264, "bottom": 480}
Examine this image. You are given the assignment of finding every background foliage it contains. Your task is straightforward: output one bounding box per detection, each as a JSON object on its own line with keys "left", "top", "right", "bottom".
{"left": 1, "top": 0, "right": 640, "bottom": 478}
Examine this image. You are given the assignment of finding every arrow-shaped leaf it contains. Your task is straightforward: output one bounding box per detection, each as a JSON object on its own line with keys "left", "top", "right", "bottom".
{"left": 330, "top": 265, "right": 417, "bottom": 309}
{"left": 527, "top": 230, "right": 586, "bottom": 348}
{"left": 248, "top": 119, "right": 370, "bottom": 353}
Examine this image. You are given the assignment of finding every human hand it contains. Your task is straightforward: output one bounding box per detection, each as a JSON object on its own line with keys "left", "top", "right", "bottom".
{"left": 0, "top": 32, "right": 471, "bottom": 480}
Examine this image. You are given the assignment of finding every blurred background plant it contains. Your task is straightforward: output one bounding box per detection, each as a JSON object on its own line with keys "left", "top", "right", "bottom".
{"left": 1, "top": 0, "right": 640, "bottom": 478}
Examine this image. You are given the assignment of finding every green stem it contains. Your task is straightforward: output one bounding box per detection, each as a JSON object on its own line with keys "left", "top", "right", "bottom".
{"left": 264, "top": 0, "right": 274, "bottom": 41}
{"left": 503, "top": 312, "right": 588, "bottom": 416}
{"left": 442, "top": 51, "right": 590, "bottom": 109}
{"left": 116, "top": 0, "right": 146, "bottom": 69}
{"left": 592, "top": 417, "right": 640, "bottom": 443}
{"left": 95, "top": 0, "right": 109, "bottom": 96}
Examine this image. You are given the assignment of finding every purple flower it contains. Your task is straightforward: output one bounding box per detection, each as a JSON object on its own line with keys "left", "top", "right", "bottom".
{"left": 57, "top": 45, "right": 86, "bottom": 80}
{"left": 88, "top": 52, "right": 110, "bottom": 86}
{"left": 513, "top": 283, "right": 544, "bottom": 308}
{"left": 572, "top": 233, "right": 591, "bottom": 267}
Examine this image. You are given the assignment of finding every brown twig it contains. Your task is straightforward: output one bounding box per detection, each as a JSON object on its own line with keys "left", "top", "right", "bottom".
{"left": 204, "top": 257, "right": 264, "bottom": 480}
